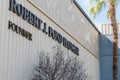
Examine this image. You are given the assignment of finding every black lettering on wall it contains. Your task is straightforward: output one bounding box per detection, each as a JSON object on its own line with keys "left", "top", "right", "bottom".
{"left": 8, "top": 21, "right": 13, "bottom": 29}
{"left": 28, "top": 33, "right": 32, "bottom": 41}
{"left": 29, "top": 12, "right": 35, "bottom": 25}
{"left": 9, "top": 0, "right": 42, "bottom": 31}
{"left": 53, "top": 30, "right": 58, "bottom": 40}
{"left": 63, "top": 37, "right": 67, "bottom": 48}
{"left": 8, "top": 21, "right": 32, "bottom": 41}
{"left": 48, "top": 27, "right": 54, "bottom": 38}
{"left": 16, "top": 4, "right": 23, "bottom": 16}
{"left": 75, "top": 47, "right": 79, "bottom": 56}
{"left": 9, "top": 0, "right": 17, "bottom": 13}
{"left": 9, "top": 0, "right": 79, "bottom": 55}
{"left": 22, "top": 7, "right": 28, "bottom": 20}
{"left": 42, "top": 23, "right": 47, "bottom": 34}
{"left": 58, "top": 34, "right": 62, "bottom": 44}
{"left": 38, "top": 18, "right": 42, "bottom": 30}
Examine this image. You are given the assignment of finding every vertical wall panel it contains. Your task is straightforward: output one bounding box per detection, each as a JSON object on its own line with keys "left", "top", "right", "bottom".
{"left": 0, "top": 0, "right": 99, "bottom": 80}
{"left": 102, "top": 23, "right": 120, "bottom": 35}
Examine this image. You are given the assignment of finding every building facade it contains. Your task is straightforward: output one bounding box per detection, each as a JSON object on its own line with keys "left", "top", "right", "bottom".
{"left": 100, "top": 23, "right": 120, "bottom": 80}
{"left": 101, "top": 23, "right": 120, "bottom": 35}
{"left": 100, "top": 34, "right": 120, "bottom": 80}
{"left": 0, "top": 0, "right": 100, "bottom": 80}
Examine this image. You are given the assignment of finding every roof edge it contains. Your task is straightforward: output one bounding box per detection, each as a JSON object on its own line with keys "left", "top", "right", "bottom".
{"left": 73, "top": 0, "right": 101, "bottom": 35}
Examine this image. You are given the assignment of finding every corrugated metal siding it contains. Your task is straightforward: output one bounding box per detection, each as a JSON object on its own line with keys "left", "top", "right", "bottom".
{"left": 0, "top": 0, "right": 100, "bottom": 80}
{"left": 0, "top": 0, "right": 76, "bottom": 80}
{"left": 0, "top": 0, "right": 49, "bottom": 80}
{"left": 0, "top": 0, "right": 31, "bottom": 80}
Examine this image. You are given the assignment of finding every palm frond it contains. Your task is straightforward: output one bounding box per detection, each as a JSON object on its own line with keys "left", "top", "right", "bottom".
{"left": 89, "top": 6, "right": 97, "bottom": 19}
{"left": 114, "top": 0, "right": 120, "bottom": 7}
{"left": 89, "top": 0, "right": 100, "bottom": 4}
{"left": 89, "top": 1, "right": 106, "bottom": 19}
{"left": 95, "top": 1, "right": 106, "bottom": 13}
{"left": 107, "top": 10, "right": 110, "bottom": 19}
{"left": 89, "top": 6, "right": 95, "bottom": 13}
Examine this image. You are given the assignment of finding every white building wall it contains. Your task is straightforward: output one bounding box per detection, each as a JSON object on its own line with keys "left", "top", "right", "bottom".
{"left": 0, "top": 0, "right": 99, "bottom": 80}
{"left": 102, "top": 23, "right": 120, "bottom": 35}
{"left": 29, "top": 0, "right": 99, "bottom": 57}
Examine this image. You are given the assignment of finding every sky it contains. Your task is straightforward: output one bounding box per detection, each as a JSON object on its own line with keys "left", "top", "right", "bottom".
{"left": 76, "top": 0, "right": 120, "bottom": 31}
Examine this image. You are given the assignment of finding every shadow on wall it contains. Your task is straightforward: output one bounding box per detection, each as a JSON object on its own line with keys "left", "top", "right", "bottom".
{"left": 99, "top": 34, "right": 120, "bottom": 80}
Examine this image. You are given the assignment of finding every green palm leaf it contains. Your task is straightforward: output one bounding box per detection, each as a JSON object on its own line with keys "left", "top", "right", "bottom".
{"left": 89, "top": 1, "right": 106, "bottom": 18}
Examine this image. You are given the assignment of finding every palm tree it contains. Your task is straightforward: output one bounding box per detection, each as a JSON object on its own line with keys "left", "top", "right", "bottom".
{"left": 89, "top": 0, "right": 119, "bottom": 80}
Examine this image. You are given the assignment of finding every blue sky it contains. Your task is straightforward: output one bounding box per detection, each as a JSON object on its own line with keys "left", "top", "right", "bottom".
{"left": 76, "top": 0, "right": 120, "bottom": 31}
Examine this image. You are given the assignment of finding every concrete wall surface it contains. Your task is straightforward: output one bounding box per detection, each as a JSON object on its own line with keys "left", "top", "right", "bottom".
{"left": 28, "top": 0, "right": 99, "bottom": 56}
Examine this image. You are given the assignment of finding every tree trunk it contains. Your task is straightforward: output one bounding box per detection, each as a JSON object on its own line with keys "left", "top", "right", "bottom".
{"left": 109, "top": 1, "right": 118, "bottom": 80}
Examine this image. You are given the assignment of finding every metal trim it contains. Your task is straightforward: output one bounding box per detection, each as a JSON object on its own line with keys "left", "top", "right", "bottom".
{"left": 73, "top": 0, "right": 101, "bottom": 35}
